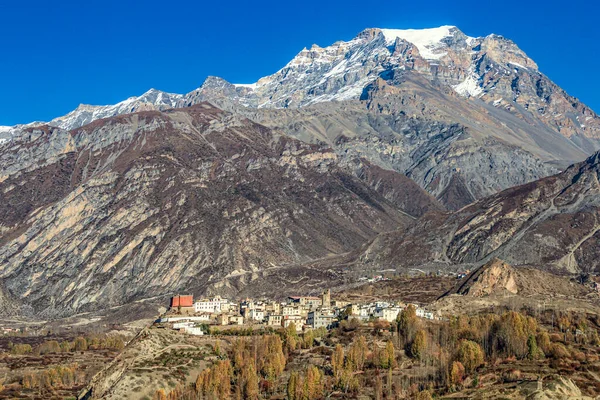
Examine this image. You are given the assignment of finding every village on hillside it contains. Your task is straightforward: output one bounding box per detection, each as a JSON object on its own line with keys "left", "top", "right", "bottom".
{"left": 155, "top": 289, "right": 437, "bottom": 336}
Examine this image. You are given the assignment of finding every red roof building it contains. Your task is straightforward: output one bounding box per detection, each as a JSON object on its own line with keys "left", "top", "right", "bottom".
{"left": 171, "top": 295, "right": 193, "bottom": 308}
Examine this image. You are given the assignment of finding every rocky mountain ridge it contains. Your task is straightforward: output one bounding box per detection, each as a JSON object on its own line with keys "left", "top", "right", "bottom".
{"left": 3, "top": 26, "right": 599, "bottom": 209}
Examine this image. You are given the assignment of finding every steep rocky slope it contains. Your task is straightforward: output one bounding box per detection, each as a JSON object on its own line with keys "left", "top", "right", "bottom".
{"left": 0, "top": 103, "right": 440, "bottom": 318}
{"left": 350, "top": 150, "right": 600, "bottom": 274}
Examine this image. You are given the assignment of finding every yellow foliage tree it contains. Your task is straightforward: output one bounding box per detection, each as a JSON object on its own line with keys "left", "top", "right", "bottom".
{"left": 449, "top": 361, "right": 465, "bottom": 386}
{"left": 457, "top": 340, "right": 484, "bottom": 373}
{"left": 347, "top": 335, "right": 367, "bottom": 371}
{"left": 332, "top": 344, "right": 345, "bottom": 380}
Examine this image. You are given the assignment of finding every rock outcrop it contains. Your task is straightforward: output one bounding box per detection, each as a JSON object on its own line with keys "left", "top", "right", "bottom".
{"left": 449, "top": 258, "right": 518, "bottom": 297}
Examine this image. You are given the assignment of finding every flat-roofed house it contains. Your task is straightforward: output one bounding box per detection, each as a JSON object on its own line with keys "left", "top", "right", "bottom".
{"left": 266, "top": 314, "right": 283, "bottom": 327}
{"left": 194, "top": 296, "right": 229, "bottom": 313}
{"left": 283, "top": 315, "right": 305, "bottom": 331}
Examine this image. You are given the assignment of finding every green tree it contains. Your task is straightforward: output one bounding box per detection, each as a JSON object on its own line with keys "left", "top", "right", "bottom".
{"left": 380, "top": 341, "right": 396, "bottom": 369}
{"left": 527, "top": 335, "right": 544, "bottom": 360}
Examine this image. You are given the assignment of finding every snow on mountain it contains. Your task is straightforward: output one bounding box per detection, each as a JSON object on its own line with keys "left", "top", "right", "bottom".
{"left": 380, "top": 26, "right": 468, "bottom": 60}
{"left": 0, "top": 126, "right": 12, "bottom": 145}
{"left": 2, "top": 25, "right": 599, "bottom": 144}
{"left": 181, "top": 25, "right": 483, "bottom": 109}
{"left": 49, "top": 88, "right": 183, "bottom": 131}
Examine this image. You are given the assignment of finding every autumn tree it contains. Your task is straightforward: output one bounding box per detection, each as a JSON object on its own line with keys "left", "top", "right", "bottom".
{"left": 380, "top": 341, "right": 396, "bottom": 370}
{"left": 457, "top": 340, "right": 484, "bottom": 373}
{"left": 280, "top": 324, "right": 299, "bottom": 354}
{"left": 332, "top": 344, "right": 345, "bottom": 379}
{"left": 195, "top": 360, "right": 233, "bottom": 399}
{"left": 337, "top": 366, "right": 360, "bottom": 394}
{"left": 374, "top": 373, "right": 383, "bottom": 400}
{"left": 347, "top": 335, "right": 367, "bottom": 371}
{"left": 241, "top": 363, "right": 259, "bottom": 400}
{"left": 536, "top": 331, "right": 551, "bottom": 354}
{"left": 257, "top": 335, "right": 286, "bottom": 383}
{"left": 409, "top": 330, "right": 427, "bottom": 361}
{"left": 397, "top": 305, "right": 418, "bottom": 345}
{"left": 491, "top": 311, "right": 537, "bottom": 358}
{"left": 449, "top": 361, "right": 465, "bottom": 386}
{"left": 153, "top": 389, "right": 167, "bottom": 400}
{"left": 304, "top": 366, "right": 324, "bottom": 399}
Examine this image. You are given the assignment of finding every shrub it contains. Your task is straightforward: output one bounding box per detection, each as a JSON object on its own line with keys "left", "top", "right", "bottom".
{"left": 36, "top": 340, "right": 61, "bottom": 355}
{"left": 10, "top": 343, "right": 32, "bottom": 355}
{"left": 550, "top": 343, "right": 570, "bottom": 359}
{"left": 73, "top": 337, "right": 88, "bottom": 351}
{"left": 502, "top": 369, "right": 522, "bottom": 382}
{"left": 415, "top": 390, "right": 433, "bottom": 400}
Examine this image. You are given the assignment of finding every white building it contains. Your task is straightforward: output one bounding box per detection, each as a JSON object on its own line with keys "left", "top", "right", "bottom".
{"left": 247, "top": 309, "right": 265, "bottom": 322}
{"left": 194, "top": 296, "right": 229, "bottom": 313}
{"left": 267, "top": 314, "right": 283, "bottom": 327}
{"left": 283, "top": 315, "right": 305, "bottom": 331}
{"left": 416, "top": 308, "right": 434, "bottom": 320}
{"left": 375, "top": 307, "right": 401, "bottom": 323}
{"left": 172, "top": 321, "right": 205, "bottom": 335}
{"left": 183, "top": 327, "right": 204, "bottom": 335}
{"left": 282, "top": 305, "right": 301, "bottom": 316}
{"left": 307, "top": 311, "right": 336, "bottom": 329}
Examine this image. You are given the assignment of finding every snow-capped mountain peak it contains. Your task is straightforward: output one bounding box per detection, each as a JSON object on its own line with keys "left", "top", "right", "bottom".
{"left": 2, "top": 24, "right": 595, "bottom": 146}
{"left": 380, "top": 25, "right": 469, "bottom": 60}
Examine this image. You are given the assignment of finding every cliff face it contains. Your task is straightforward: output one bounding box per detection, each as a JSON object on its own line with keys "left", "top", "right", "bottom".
{"left": 0, "top": 104, "right": 438, "bottom": 318}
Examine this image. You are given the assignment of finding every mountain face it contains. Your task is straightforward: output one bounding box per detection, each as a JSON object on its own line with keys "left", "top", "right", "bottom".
{"left": 4, "top": 26, "right": 599, "bottom": 209}
{"left": 176, "top": 26, "right": 600, "bottom": 208}
{"left": 0, "top": 103, "right": 442, "bottom": 317}
{"left": 350, "top": 150, "right": 600, "bottom": 275}
{"left": 2, "top": 26, "right": 600, "bottom": 317}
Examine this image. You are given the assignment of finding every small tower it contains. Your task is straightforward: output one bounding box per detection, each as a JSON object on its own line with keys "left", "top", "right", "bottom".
{"left": 322, "top": 289, "right": 331, "bottom": 307}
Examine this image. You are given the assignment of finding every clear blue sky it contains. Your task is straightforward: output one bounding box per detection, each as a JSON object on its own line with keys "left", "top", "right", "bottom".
{"left": 0, "top": 0, "right": 597, "bottom": 125}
